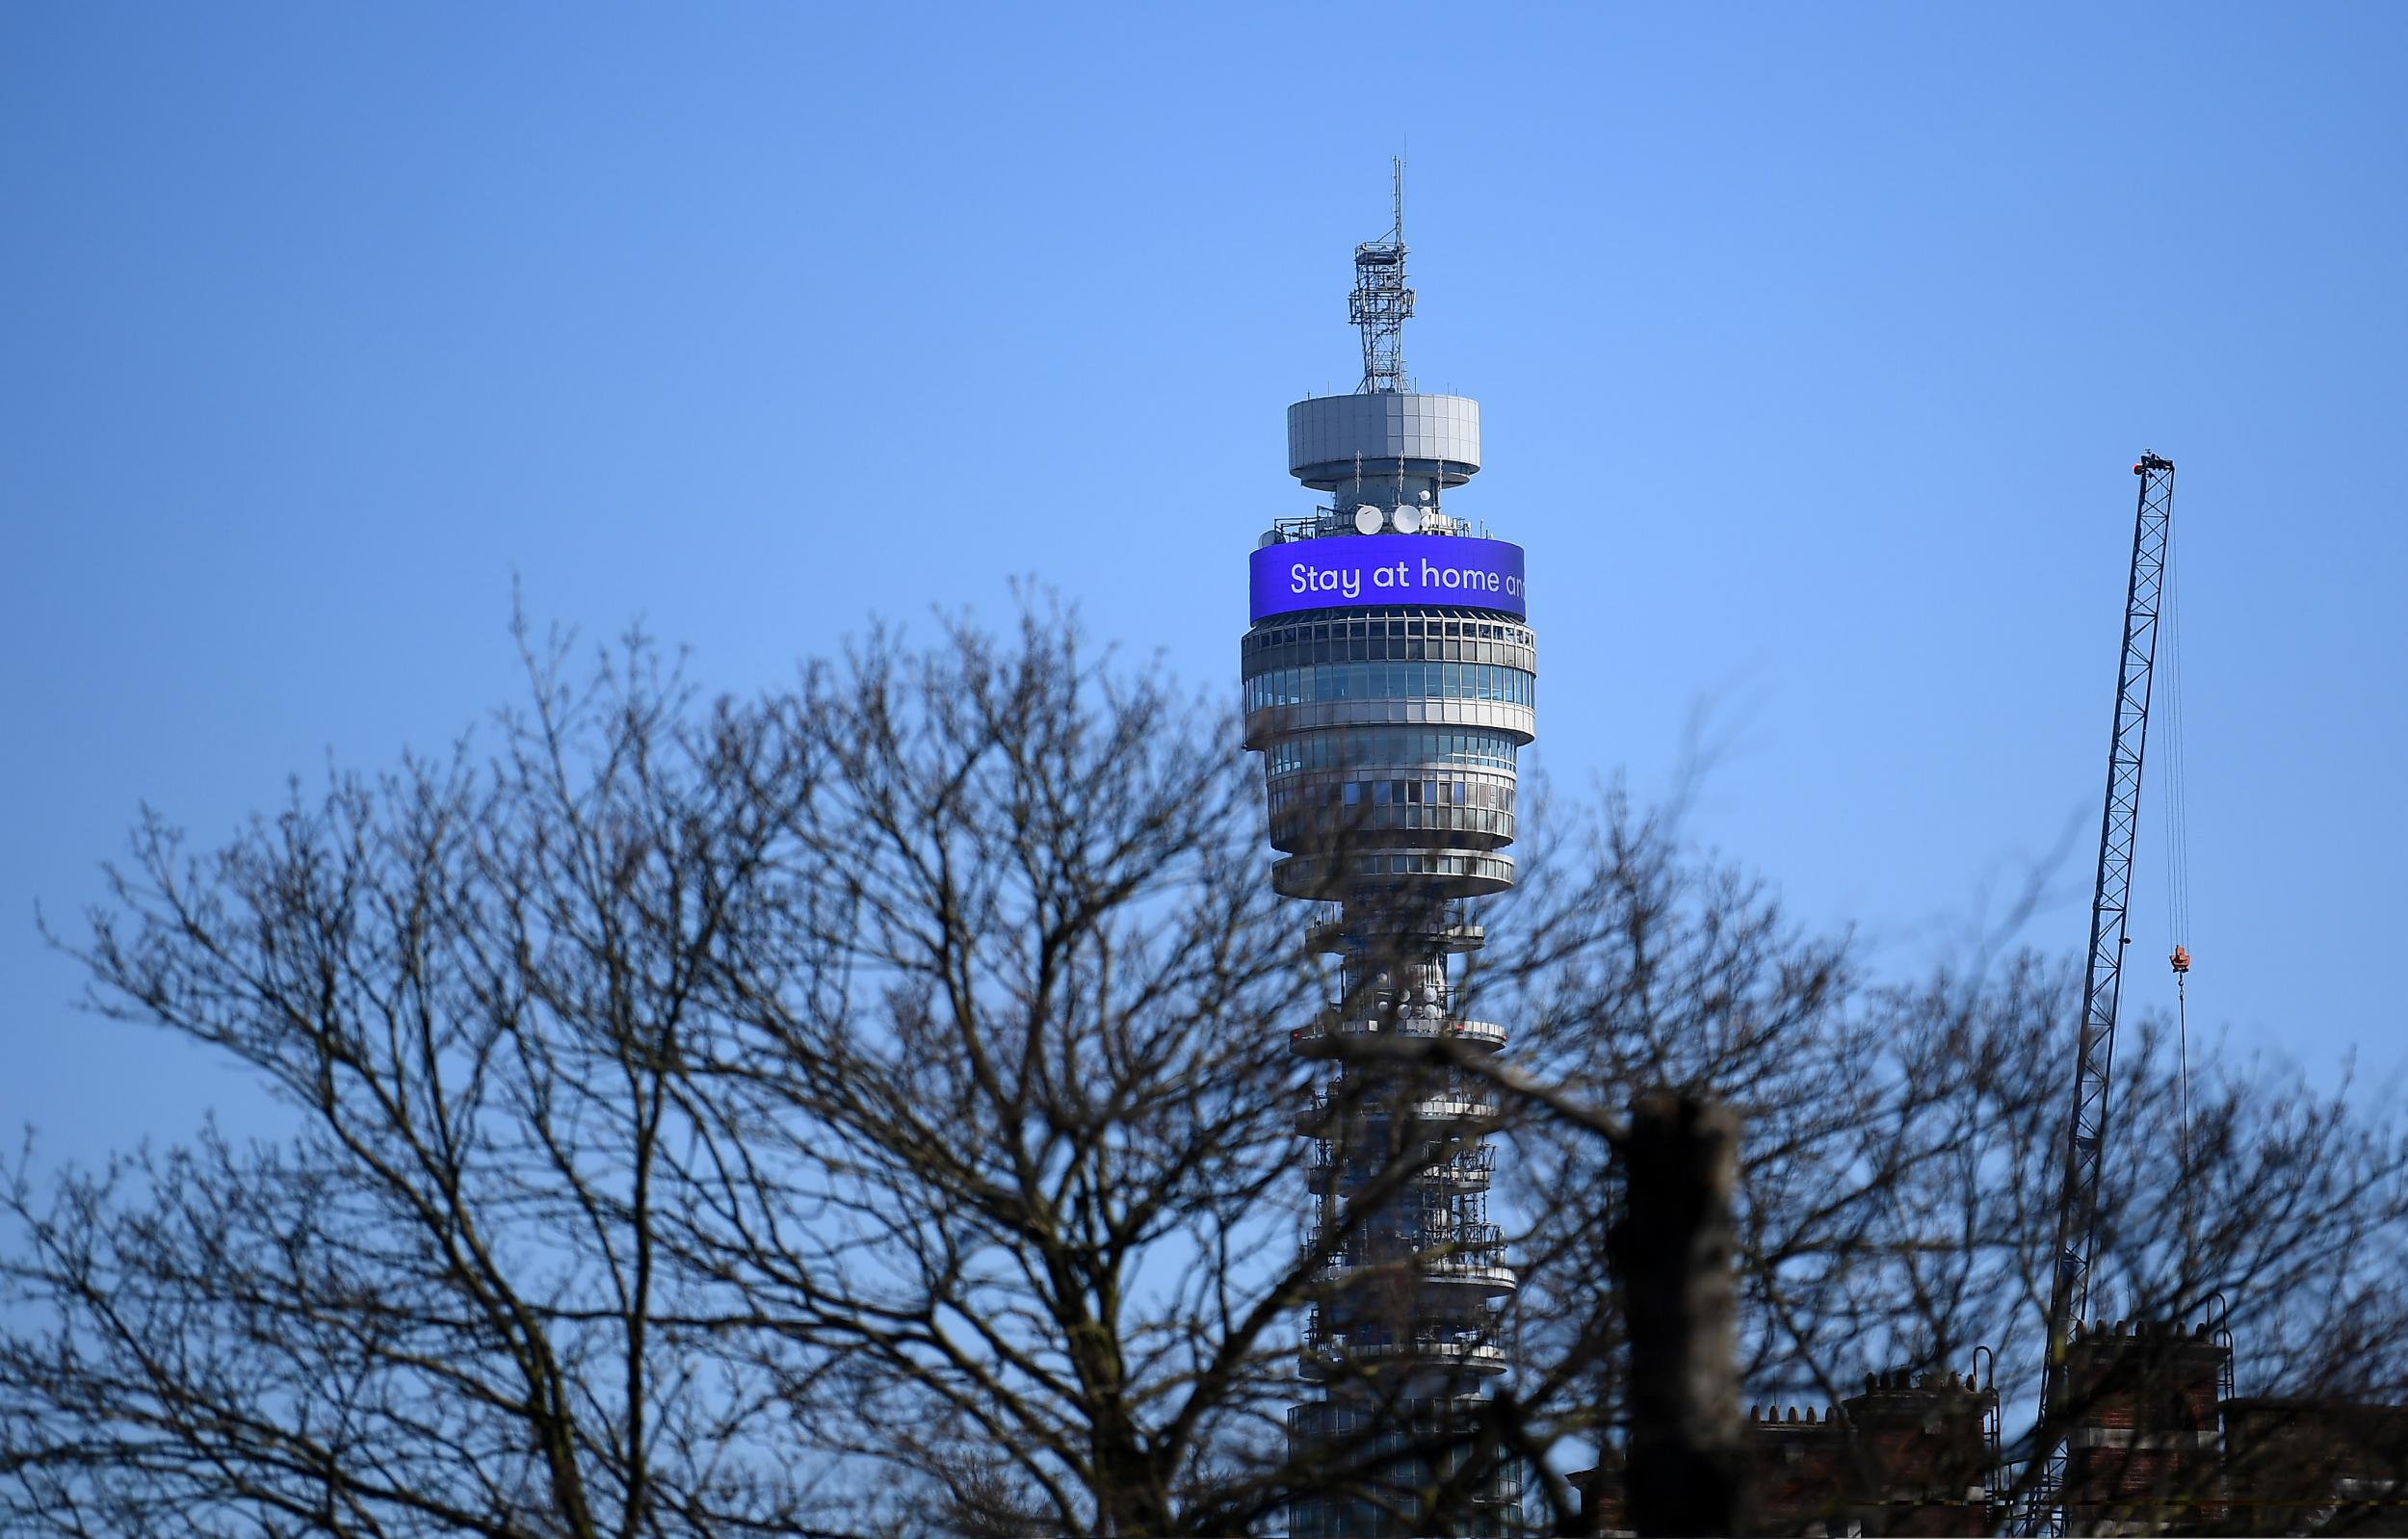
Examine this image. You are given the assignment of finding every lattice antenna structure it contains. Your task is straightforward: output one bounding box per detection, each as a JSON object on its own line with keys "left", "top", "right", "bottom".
{"left": 1349, "top": 158, "right": 1415, "bottom": 393}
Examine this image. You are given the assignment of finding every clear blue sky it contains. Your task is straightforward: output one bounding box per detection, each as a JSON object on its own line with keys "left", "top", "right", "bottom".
{"left": 6, "top": 4, "right": 2404, "bottom": 1168}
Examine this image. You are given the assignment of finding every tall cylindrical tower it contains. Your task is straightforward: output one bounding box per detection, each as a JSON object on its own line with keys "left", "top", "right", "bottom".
{"left": 1244, "top": 174, "right": 1532, "bottom": 1538}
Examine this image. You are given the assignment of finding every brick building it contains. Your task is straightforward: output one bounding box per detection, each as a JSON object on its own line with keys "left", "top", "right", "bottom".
{"left": 1573, "top": 1321, "right": 2408, "bottom": 1535}
{"left": 1579, "top": 1367, "right": 1998, "bottom": 1536}
{"left": 2057, "top": 1317, "right": 2408, "bottom": 1534}
{"left": 2216, "top": 1396, "right": 2408, "bottom": 1536}
{"left": 2060, "top": 1318, "right": 2230, "bottom": 1531}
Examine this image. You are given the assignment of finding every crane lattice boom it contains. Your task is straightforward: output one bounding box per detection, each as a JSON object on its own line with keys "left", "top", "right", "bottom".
{"left": 2028, "top": 452, "right": 2176, "bottom": 1533}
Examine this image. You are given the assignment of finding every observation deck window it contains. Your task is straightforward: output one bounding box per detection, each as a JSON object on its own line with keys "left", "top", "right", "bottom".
{"left": 1241, "top": 611, "right": 1536, "bottom": 665}
{"left": 1243, "top": 661, "right": 1535, "bottom": 712}
{"left": 1266, "top": 728, "right": 1520, "bottom": 776}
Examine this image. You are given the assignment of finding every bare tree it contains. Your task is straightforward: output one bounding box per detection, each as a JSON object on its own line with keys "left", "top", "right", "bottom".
{"left": 652, "top": 610, "right": 1329, "bottom": 1535}
{"left": 6, "top": 609, "right": 2404, "bottom": 1539}
{"left": 2, "top": 626, "right": 819, "bottom": 1537}
{"left": 1355, "top": 771, "right": 2408, "bottom": 1536}
{"left": 0, "top": 610, "right": 1569, "bottom": 1537}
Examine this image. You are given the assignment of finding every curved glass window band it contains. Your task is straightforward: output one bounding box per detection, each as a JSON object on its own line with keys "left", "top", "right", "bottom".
{"left": 1243, "top": 662, "right": 1535, "bottom": 713}
{"left": 1266, "top": 728, "right": 1522, "bottom": 777}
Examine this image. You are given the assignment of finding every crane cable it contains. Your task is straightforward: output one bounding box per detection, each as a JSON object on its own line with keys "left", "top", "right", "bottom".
{"left": 2159, "top": 512, "right": 2195, "bottom": 1242}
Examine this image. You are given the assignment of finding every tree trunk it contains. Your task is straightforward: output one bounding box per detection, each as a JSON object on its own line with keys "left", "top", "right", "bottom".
{"left": 1608, "top": 1094, "right": 1755, "bottom": 1537}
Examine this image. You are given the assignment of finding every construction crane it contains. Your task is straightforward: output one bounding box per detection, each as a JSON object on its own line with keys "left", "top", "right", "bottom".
{"left": 2027, "top": 452, "right": 2178, "bottom": 1533}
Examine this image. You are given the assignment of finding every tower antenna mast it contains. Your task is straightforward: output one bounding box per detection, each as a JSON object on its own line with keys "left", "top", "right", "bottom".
{"left": 1349, "top": 157, "right": 1414, "bottom": 393}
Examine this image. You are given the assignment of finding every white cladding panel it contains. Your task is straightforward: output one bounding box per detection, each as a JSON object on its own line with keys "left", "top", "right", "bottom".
{"left": 1287, "top": 393, "right": 1481, "bottom": 483}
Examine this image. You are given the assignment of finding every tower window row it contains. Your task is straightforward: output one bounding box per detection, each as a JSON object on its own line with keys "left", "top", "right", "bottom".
{"left": 1243, "top": 611, "right": 1534, "bottom": 670}
{"left": 1269, "top": 777, "right": 1514, "bottom": 813}
{"left": 1245, "top": 611, "right": 1534, "bottom": 653}
{"left": 1246, "top": 634, "right": 1533, "bottom": 668}
{"left": 1272, "top": 807, "right": 1513, "bottom": 845}
{"left": 1297, "top": 849, "right": 1509, "bottom": 880}
{"left": 1244, "top": 662, "right": 1534, "bottom": 713}
{"left": 1267, "top": 728, "right": 1521, "bottom": 777}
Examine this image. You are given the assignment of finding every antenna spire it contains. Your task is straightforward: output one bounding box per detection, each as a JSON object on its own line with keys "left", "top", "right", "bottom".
{"left": 1349, "top": 157, "right": 1414, "bottom": 393}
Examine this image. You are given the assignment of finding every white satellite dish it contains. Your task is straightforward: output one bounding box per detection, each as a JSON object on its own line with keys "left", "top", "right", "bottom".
{"left": 1417, "top": 488, "right": 1433, "bottom": 503}
{"left": 1391, "top": 504, "right": 1422, "bottom": 535}
{"left": 1353, "top": 505, "right": 1383, "bottom": 535}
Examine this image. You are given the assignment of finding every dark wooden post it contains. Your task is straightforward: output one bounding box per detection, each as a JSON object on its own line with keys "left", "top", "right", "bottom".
{"left": 1608, "top": 1094, "right": 1756, "bottom": 1537}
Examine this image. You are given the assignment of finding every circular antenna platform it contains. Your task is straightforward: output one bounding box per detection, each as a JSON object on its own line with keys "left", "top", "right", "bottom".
{"left": 1392, "top": 504, "right": 1423, "bottom": 534}
{"left": 1352, "top": 505, "right": 1383, "bottom": 535}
